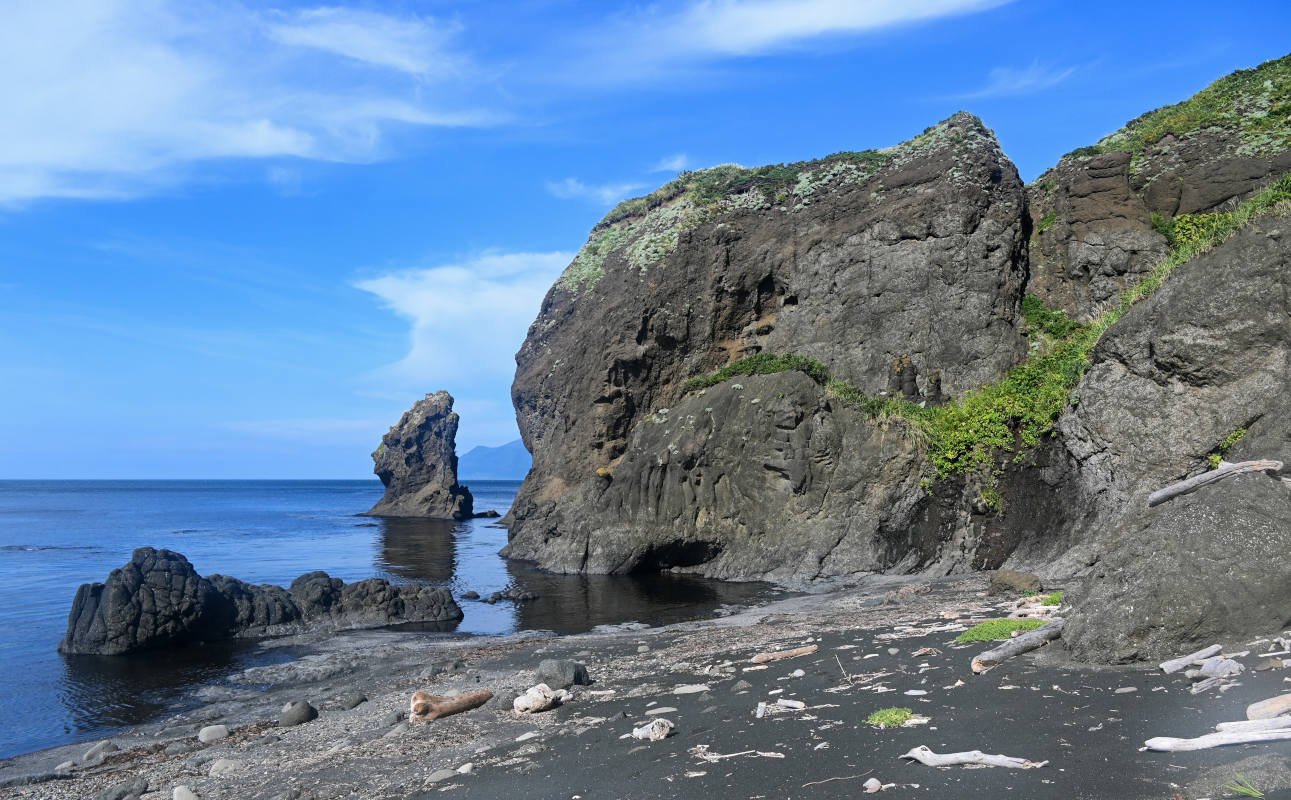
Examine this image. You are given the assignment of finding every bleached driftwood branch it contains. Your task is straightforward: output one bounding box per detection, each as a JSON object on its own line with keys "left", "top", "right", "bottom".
{"left": 1160, "top": 644, "right": 1222, "bottom": 674}
{"left": 900, "top": 745, "right": 1047, "bottom": 769}
{"left": 1248, "top": 693, "right": 1291, "bottom": 720}
{"left": 1148, "top": 460, "right": 1283, "bottom": 507}
{"left": 409, "top": 690, "right": 493, "bottom": 722}
{"left": 1216, "top": 717, "right": 1291, "bottom": 733}
{"left": 971, "top": 620, "right": 1064, "bottom": 674}
{"left": 750, "top": 645, "right": 818, "bottom": 664}
{"left": 1144, "top": 729, "right": 1291, "bottom": 752}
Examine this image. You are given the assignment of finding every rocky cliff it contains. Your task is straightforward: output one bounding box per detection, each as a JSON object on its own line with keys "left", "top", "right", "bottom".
{"left": 506, "top": 112, "right": 1029, "bottom": 577}
{"left": 366, "top": 391, "right": 473, "bottom": 519}
{"left": 60, "top": 547, "right": 463, "bottom": 655}
{"left": 502, "top": 55, "right": 1291, "bottom": 661}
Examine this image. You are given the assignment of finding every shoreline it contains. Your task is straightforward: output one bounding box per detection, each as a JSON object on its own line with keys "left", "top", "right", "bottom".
{"left": 4, "top": 574, "right": 1290, "bottom": 800}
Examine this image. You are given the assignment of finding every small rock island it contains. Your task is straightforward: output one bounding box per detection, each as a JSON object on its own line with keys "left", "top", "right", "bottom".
{"left": 364, "top": 391, "right": 475, "bottom": 520}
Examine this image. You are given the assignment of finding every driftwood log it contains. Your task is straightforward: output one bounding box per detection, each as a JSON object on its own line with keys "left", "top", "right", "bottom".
{"left": 1217, "top": 717, "right": 1291, "bottom": 733}
{"left": 1148, "top": 460, "right": 1284, "bottom": 507}
{"left": 1160, "top": 644, "right": 1223, "bottom": 674}
{"left": 750, "top": 645, "right": 818, "bottom": 664}
{"left": 1144, "top": 729, "right": 1291, "bottom": 752}
{"left": 971, "top": 620, "right": 1064, "bottom": 674}
{"left": 409, "top": 690, "right": 493, "bottom": 722}
{"left": 900, "top": 745, "right": 1047, "bottom": 769}
{"left": 1248, "top": 693, "right": 1291, "bottom": 720}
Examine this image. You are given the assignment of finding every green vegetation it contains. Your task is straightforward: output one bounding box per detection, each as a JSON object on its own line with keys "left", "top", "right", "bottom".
{"left": 557, "top": 226, "right": 632, "bottom": 291}
{"left": 1224, "top": 775, "right": 1265, "bottom": 798}
{"left": 1208, "top": 427, "right": 1249, "bottom": 469}
{"left": 1020, "top": 295, "right": 1080, "bottom": 339}
{"left": 682, "top": 171, "right": 1291, "bottom": 486}
{"left": 1064, "top": 53, "right": 1290, "bottom": 161}
{"left": 600, "top": 150, "right": 891, "bottom": 228}
{"left": 865, "top": 707, "right": 914, "bottom": 728}
{"left": 1036, "top": 210, "right": 1058, "bottom": 233}
{"left": 956, "top": 618, "right": 1047, "bottom": 643}
{"left": 682, "top": 353, "right": 831, "bottom": 393}
{"left": 1040, "top": 591, "right": 1064, "bottom": 607}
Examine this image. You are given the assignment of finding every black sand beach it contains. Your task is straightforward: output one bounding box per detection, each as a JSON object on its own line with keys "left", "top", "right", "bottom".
{"left": 4, "top": 576, "right": 1290, "bottom": 800}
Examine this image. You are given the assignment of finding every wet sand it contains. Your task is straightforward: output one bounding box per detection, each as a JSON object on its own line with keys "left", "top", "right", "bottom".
{"left": 3, "top": 576, "right": 1289, "bottom": 800}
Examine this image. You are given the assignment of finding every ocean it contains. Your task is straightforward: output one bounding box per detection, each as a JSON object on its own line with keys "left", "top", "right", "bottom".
{"left": 0, "top": 480, "right": 773, "bottom": 758}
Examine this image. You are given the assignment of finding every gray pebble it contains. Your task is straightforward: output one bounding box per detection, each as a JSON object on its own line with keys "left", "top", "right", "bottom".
{"left": 173, "top": 787, "right": 200, "bottom": 800}
{"left": 730, "top": 679, "right": 753, "bottom": 692}
{"left": 637, "top": 645, "right": 650, "bottom": 653}
{"left": 54, "top": 760, "right": 74, "bottom": 774}
{"left": 887, "top": 647, "right": 900, "bottom": 656}
{"left": 380, "top": 710, "right": 405, "bottom": 727}
{"left": 337, "top": 692, "right": 368, "bottom": 710}
{"left": 81, "top": 740, "right": 118, "bottom": 765}
{"left": 277, "top": 700, "right": 318, "bottom": 727}
{"left": 208, "top": 758, "right": 241, "bottom": 777}
{"left": 96, "top": 776, "right": 147, "bottom": 800}
{"left": 383, "top": 722, "right": 409, "bottom": 738}
{"left": 197, "top": 724, "right": 228, "bottom": 743}
{"left": 163, "top": 742, "right": 193, "bottom": 756}
{"left": 428, "top": 768, "right": 459, "bottom": 783}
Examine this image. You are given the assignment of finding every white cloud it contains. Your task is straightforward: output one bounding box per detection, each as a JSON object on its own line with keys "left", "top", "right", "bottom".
{"left": 547, "top": 177, "right": 647, "bottom": 205}
{"left": 0, "top": 0, "right": 497, "bottom": 205}
{"left": 956, "top": 62, "right": 1078, "bottom": 100}
{"left": 355, "top": 250, "right": 573, "bottom": 392}
{"left": 565, "top": 0, "right": 1013, "bottom": 82}
{"left": 652, "top": 154, "right": 691, "bottom": 172}
{"left": 264, "top": 7, "right": 461, "bottom": 77}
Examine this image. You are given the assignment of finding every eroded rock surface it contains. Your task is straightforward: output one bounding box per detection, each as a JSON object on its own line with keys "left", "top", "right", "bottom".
{"left": 60, "top": 547, "right": 462, "bottom": 655}
{"left": 507, "top": 113, "right": 1028, "bottom": 579}
{"left": 366, "top": 391, "right": 473, "bottom": 519}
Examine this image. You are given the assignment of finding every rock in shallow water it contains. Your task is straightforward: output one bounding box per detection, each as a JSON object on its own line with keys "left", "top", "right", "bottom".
{"left": 59, "top": 547, "right": 463, "bottom": 655}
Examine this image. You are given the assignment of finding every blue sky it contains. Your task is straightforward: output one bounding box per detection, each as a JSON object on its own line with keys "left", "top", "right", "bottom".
{"left": 1, "top": 0, "right": 1288, "bottom": 479}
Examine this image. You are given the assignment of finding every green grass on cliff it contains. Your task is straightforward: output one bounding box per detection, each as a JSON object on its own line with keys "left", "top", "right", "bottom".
{"left": 1066, "top": 53, "right": 1291, "bottom": 160}
{"left": 680, "top": 172, "right": 1291, "bottom": 482}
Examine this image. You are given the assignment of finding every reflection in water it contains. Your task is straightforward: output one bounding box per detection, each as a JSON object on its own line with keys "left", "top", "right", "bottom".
{"left": 59, "top": 641, "right": 299, "bottom": 734}
{"left": 507, "top": 565, "right": 774, "bottom": 635}
{"left": 47, "top": 481, "right": 782, "bottom": 754}
{"left": 374, "top": 517, "right": 460, "bottom": 583}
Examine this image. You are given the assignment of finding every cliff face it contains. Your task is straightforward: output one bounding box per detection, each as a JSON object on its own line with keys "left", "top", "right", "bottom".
{"left": 366, "top": 391, "right": 473, "bottom": 520}
{"left": 506, "top": 112, "right": 1029, "bottom": 578}
{"left": 1028, "top": 54, "right": 1291, "bottom": 321}
{"left": 502, "top": 55, "right": 1291, "bottom": 661}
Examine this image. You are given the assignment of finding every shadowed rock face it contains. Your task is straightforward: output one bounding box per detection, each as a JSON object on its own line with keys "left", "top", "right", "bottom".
{"left": 59, "top": 547, "right": 462, "bottom": 655}
{"left": 366, "top": 391, "right": 473, "bottom": 520}
{"left": 506, "top": 113, "right": 1029, "bottom": 580}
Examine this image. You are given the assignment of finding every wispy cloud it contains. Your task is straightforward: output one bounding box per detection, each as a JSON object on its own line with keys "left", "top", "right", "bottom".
{"left": 956, "top": 61, "right": 1078, "bottom": 100}
{"left": 263, "top": 7, "right": 462, "bottom": 78}
{"left": 355, "top": 250, "right": 574, "bottom": 393}
{"left": 563, "top": 0, "right": 1014, "bottom": 82}
{"left": 0, "top": 0, "right": 499, "bottom": 205}
{"left": 652, "top": 153, "right": 691, "bottom": 172}
{"left": 546, "top": 177, "right": 647, "bottom": 205}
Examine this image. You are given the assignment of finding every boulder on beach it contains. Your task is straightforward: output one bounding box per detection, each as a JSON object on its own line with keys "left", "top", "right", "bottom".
{"left": 59, "top": 547, "right": 463, "bottom": 656}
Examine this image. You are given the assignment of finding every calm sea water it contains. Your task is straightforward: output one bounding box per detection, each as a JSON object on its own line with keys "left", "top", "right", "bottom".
{"left": 0, "top": 480, "right": 774, "bottom": 758}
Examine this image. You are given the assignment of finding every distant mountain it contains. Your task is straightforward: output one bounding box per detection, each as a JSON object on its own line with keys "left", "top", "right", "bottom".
{"left": 458, "top": 439, "right": 531, "bottom": 480}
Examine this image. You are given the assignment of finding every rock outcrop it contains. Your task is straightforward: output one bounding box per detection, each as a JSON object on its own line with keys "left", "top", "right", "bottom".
{"left": 498, "top": 53, "right": 1291, "bottom": 662}
{"left": 1028, "top": 53, "right": 1291, "bottom": 320}
{"left": 365, "top": 391, "right": 473, "bottom": 519}
{"left": 506, "top": 112, "right": 1029, "bottom": 578}
{"left": 60, "top": 547, "right": 462, "bottom": 655}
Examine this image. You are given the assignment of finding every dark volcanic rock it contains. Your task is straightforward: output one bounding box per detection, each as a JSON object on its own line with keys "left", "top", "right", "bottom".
{"left": 988, "top": 570, "right": 1042, "bottom": 595}
{"left": 277, "top": 700, "right": 318, "bottom": 727}
{"left": 506, "top": 113, "right": 1029, "bottom": 580}
{"left": 1028, "top": 54, "right": 1291, "bottom": 320}
{"left": 536, "top": 659, "right": 589, "bottom": 690}
{"left": 60, "top": 547, "right": 463, "bottom": 655}
{"left": 365, "top": 391, "right": 473, "bottom": 519}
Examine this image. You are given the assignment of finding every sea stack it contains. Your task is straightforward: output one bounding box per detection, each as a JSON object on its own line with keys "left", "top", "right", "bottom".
{"left": 365, "top": 391, "right": 474, "bottom": 519}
